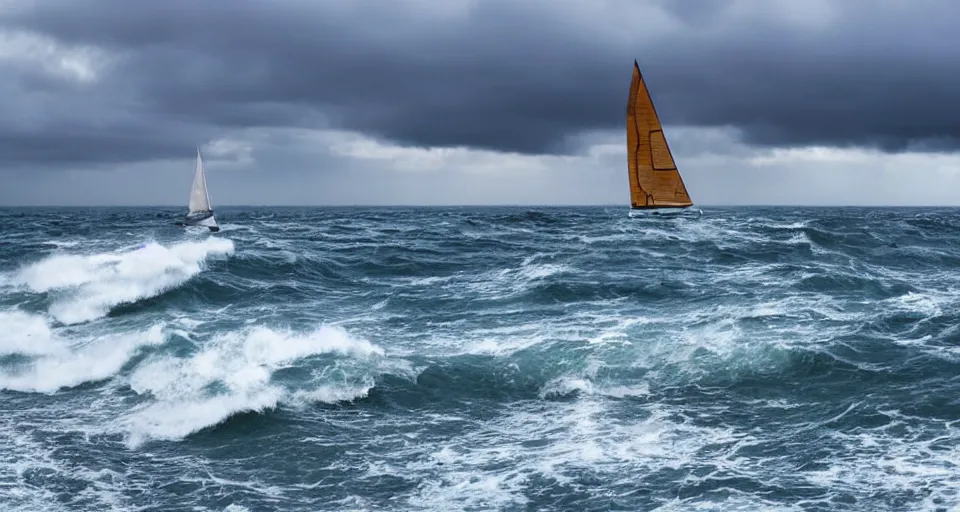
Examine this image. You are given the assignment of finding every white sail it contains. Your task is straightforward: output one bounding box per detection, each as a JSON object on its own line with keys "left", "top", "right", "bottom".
{"left": 188, "top": 149, "right": 212, "bottom": 214}
{"left": 182, "top": 148, "right": 220, "bottom": 232}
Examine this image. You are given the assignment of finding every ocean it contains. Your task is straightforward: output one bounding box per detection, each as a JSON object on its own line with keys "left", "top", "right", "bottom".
{"left": 0, "top": 206, "right": 958, "bottom": 511}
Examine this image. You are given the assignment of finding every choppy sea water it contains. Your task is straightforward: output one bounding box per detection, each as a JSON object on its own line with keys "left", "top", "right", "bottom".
{"left": 1, "top": 206, "right": 959, "bottom": 511}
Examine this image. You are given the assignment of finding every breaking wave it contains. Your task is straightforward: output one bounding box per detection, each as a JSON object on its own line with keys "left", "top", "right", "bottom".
{"left": 120, "top": 324, "right": 386, "bottom": 447}
{"left": 7, "top": 238, "right": 234, "bottom": 324}
{"left": 1, "top": 206, "right": 959, "bottom": 511}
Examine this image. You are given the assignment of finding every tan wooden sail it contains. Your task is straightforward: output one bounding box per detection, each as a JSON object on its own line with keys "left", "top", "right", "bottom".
{"left": 626, "top": 60, "right": 693, "bottom": 209}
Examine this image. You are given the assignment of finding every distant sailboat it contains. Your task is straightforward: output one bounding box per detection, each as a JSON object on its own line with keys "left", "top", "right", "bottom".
{"left": 177, "top": 148, "right": 220, "bottom": 232}
{"left": 625, "top": 60, "right": 700, "bottom": 217}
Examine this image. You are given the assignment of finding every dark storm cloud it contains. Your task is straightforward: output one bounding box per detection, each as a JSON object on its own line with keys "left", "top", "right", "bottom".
{"left": 3, "top": 0, "right": 960, "bottom": 165}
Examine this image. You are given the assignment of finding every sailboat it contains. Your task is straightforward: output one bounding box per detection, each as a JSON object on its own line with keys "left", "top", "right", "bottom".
{"left": 176, "top": 148, "right": 220, "bottom": 232}
{"left": 625, "top": 60, "right": 701, "bottom": 217}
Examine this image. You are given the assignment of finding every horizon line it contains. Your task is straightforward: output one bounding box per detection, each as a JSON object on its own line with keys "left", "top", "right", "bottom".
{"left": 2, "top": 203, "right": 960, "bottom": 208}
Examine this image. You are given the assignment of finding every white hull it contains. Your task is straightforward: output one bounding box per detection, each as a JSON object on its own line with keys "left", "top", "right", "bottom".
{"left": 628, "top": 206, "right": 702, "bottom": 218}
{"left": 178, "top": 211, "right": 220, "bottom": 232}
{"left": 193, "top": 213, "right": 220, "bottom": 231}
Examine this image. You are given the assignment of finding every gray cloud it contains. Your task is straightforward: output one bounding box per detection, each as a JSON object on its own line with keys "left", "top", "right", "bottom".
{"left": 3, "top": 0, "right": 960, "bottom": 167}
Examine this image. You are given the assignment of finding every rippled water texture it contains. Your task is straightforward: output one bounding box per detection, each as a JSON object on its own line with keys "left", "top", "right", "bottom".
{"left": 1, "top": 206, "right": 959, "bottom": 511}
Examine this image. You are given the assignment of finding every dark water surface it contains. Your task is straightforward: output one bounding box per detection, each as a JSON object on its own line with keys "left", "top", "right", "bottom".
{"left": 0, "top": 206, "right": 958, "bottom": 511}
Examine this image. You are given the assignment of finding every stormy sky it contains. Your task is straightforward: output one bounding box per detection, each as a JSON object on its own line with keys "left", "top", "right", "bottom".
{"left": 2, "top": 0, "right": 960, "bottom": 206}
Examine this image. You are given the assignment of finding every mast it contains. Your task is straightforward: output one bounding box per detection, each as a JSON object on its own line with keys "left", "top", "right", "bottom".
{"left": 626, "top": 60, "right": 693, "bottom": 209}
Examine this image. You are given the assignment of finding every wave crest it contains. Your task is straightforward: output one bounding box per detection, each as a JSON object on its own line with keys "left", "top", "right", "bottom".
{"left": 120, "top": 324, "right": 384, "bottom": 447}
{"left": 11, "top": 238, "right": 234, "bottom": 324}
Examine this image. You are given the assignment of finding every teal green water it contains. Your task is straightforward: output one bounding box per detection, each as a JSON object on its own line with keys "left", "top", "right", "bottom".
{"left": 0, "top": 206, "right": 958, "bottom": 511}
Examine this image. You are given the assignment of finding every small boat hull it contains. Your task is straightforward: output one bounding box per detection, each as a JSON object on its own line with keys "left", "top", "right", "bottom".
{"left": 175, "top": 221, "right": 220, "bottom": 232}
{"left": 176, "top": 212, "right": 220, "bottom": 232}
{"left": 628, "top": 206, "right": 702, "bottom": 218}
